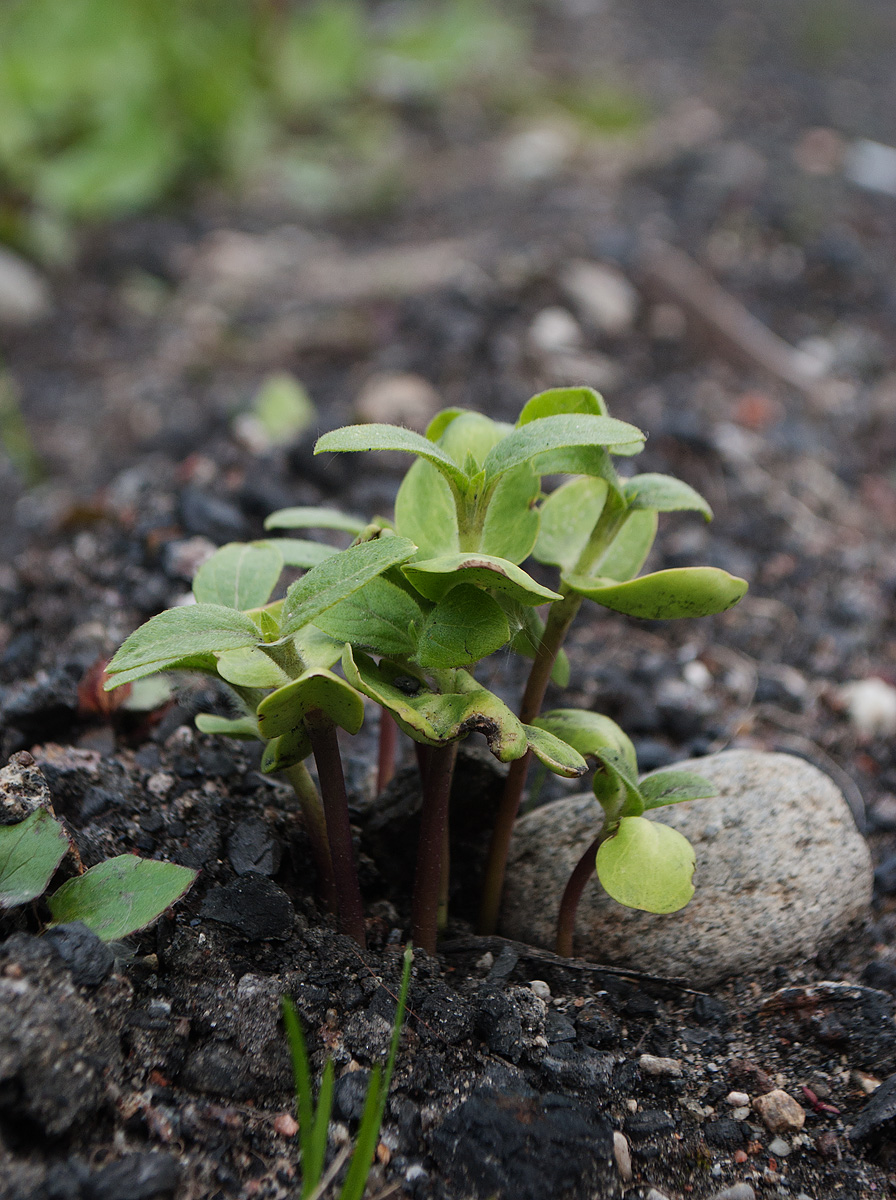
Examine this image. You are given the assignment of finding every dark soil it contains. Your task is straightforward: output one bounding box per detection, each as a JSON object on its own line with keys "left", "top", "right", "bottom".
{"left": 3, "top": 2, "right": 896, "bottom": 1198}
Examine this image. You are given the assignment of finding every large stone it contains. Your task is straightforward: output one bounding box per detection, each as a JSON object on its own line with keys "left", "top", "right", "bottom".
{"left": 500, "top": 750, "right": 872, "bottom": 985}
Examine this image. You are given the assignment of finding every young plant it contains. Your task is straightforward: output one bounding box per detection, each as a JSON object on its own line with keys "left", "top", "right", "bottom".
{"left": 0, "top": 806, "right": 196, "bottom": 940}
{"left": 282, "top": 944, "right": 413, "bottom": 1200}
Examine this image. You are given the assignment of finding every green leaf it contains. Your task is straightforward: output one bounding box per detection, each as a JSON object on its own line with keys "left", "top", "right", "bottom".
{"left": 107, "top": 606, "right": 261, "bottom": 681}
{"left": 593, "top": 510, "right": 657, "bottom": 581}
{"left": 192, "top": 542, "right": 284, "bottom": 610}
{"left": 592, "top": 746, "right": 644, "bottom": 818}
{"left": 259, "top": 539, "right": 339, "bottom": 569}
{"left": 639, "top": 770, "right": 717, "bottom": 810}
{"left": 103, "top": 652, "right": 220, "bottom": 689}
{"left": 425, "top": 407, "right": 466, "bottom": 440}
{"left": 314, "top": 423, "right": 469, "bottom": 489}
{"left": 264, "top": 506, "right": 366, "bottom": 535}
{"left": 533, "top": 477, "right": 608, "bottom": 572}
{"left": 281, "top": 535, "right": 417, "bottom": 635}
{"left": 343, "top": 648, "right": 528, "bottom": 761}
{"left": 257, "top": 669, "right": 365, "bottom": 738}
{"left": 261, "top": 728, "right": 313, "bottom": 773}
{"left": 523, "top": 725, "right": 588, "bottom": 777}
{"left": 315, "top": 574, "right": 426, "bottom": 658}
{"left": 414, "top": 585, "right": 510, "bottom": 669}
{"left": 251, "top": 373, "right": 315, "bottom": 444}
{"left": 517, "top": 385, "right": 609, "bottom": 423}
{"left": 483, "top": 414, "right": 644, "bottom": 484}
{"left": 562, "top": 567, "right": 748, "bottom": 619}
{"left": 394, "top": 458, "right": 460, "bottom": 558}
{"left": 47, "top": 856, "right": 197, "bottom": 941}
{"left": 403, "top": 553, "right": 562, "bottom": 606}
{"left": 479, "top": 463, "right": 540, "bottom": 564}
{"left": 622, "top": 474, "right": 713, "bottom": 520}
{"left": 195, "top": 713, "right": 260, "bottom": 740}
{"left": 291, "top": 624, "right": 344, "bottom": 670}
{"left": 281, "top": 998, "right": 316, "bottom": 1194}
{"left": 0, "top": 809, "right": 70, "bottom": 909}
{"left": 596, "top": 817, "right": 696, "bottom": 913}
{"left": 215, "top": 647, "right": 290, "bottom": 688}
{"left": 532, "top": 710, "right": 637, "bottom": 775}
{"left": 436, "top": 411, "right": 512, "bottom": 470}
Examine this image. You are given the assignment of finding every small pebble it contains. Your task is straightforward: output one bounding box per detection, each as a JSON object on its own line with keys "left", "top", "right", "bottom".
{"left": 767, "top": 1135, "right": 791, "bottom": 1157}
{"left": 639, "top": 1054, "right": 683, "bottom": 1077}
{"left": 708, "top": 1186, "right": 756, "bottom": 1200}
{"left": 753, "top": 1088, "right": 806, "bottom": 1134}
{"left": 612, "top": 1131, "right": 632, "bottom": 1183}
{"left": 839, "top": 677, "right": 896, "bottom": 738}
{"left": 726, "top": 1091, "right": 751, "bottom": 1107}
{"left": 645, "top": 1190, "right": 671, "bottom": 1200}
{"left": 529, "top": 980, "right": 551, "bottom": 1001}
{"left": 273, "top": 1113, "right": 298, "bottom": 1137}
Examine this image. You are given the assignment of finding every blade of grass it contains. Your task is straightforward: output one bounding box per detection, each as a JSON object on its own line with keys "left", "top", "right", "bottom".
{"left": 308, "top": 1059, "right": 335, "bottom": 1194}
{"left": 282, "top": 997, "right": 316, "bottom": 1190}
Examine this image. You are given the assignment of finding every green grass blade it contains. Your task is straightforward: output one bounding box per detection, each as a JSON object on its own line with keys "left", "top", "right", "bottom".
{"left": 308, "top": 1058, "right": 334, "bottom": 1193}
{"left": 282, "top": 998, "right": 316, "bottom": 1191}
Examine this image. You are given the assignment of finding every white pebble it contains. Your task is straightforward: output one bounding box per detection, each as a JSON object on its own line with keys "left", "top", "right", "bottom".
{"left": 612, "top": 1131, "right": 632, "bottom": 1182}
{"left": 528, "top": 979, "right": 551, "bottom": 1001}
{"left": 767, "top": 1135, "right": 791, "bottom": 1157}
{"left": 639, "top": 1054, "right": 682, "bottom": 1077}
{"left": 528, "top": 307, "right": 582, "bottom": 354}
{"left": 840, "top": 677, "right": 896, "bottom": 738}
{"left": 726, "top": 1091, "right": 751, "bottom": 1107}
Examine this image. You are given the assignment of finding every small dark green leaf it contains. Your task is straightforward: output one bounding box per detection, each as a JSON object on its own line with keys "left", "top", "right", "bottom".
{"left": 563, "top": 567, "right": 748, "bottom": 619}
{"left": 414, "top": 585, "right": 510, "bottom": 669}
{"left": 623, "top": 474, "right": 713, "bottom": 520}
{"left": 517, "top": 386, "right": 609, "bottom": 423}
{"left": 532, "top": 710, "right": 637, "bottom": 775}
{"left": 195, "top": 713, "right": 260, "bottom": 740}
{"left": 596, "top": 817, "right": 696, "bottom": 913}
{"left": 192, "top": 542, "right": 284, "bottom": 610}
{"left": 257, "top": 670, "right": 365, "bottom": 738}
{"left": 593, "top": 510, "right": 657, "bottom": 581}
{"left": 533, "top": 477, "right": 607, "bottom": 572}
{"left": 258, "top": 539, "right": 339, "bottom": 569}
{"left": 404, "top": 553, "right": 562, "bottom": 606}
{"left": 523, "top": 725, "right": 588, "bottom": 777}
{"left": 639, "top": 770, "right": 717, "bottom": 810}
{"left": 482, "top": 414, "right": 645, "bottom": 484}
{"left": 315, "top": 424, "right": 469, "bottom": 489}
{"left": 281, "top": 535, "right": 417, "bottom": 635}
{"left": 107, "top": 607, "right": 261, "bottom": 682}
{"left": 47, "top": 856, "right": 197, "bottom": 941}
{"left": 263, "top": 506, "right": 366, "bottom": 535}
{"left": 315, "top": 575, "right": 425, "bottom": 658}
{"left": 0, "top": 810, "right": 70, "bottom": 909}
{"left": 394, "top": 459, "right": 460, "bottom": 558}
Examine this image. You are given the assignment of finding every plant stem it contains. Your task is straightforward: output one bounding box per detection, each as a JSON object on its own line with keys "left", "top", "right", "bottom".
{"left": 556, "top": 832, "right": 605, "bottom": 958}
{"left": 283, "top": 761, "right": 338, "bottom": 916}
{"left": 304, "top": 712, "right": 366, "bottom": 947}
{"left": 376, "top": 706, "right": 399, "bottom": 795}
{"left": 411, "top": 741, "right": 458, "bottom": 954}
{"left": 477, "top": 591, "right": 581, "bottom": 934}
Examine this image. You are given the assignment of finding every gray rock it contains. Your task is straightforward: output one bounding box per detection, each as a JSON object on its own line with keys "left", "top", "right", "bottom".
{"left": 0, "top": 247, "right": 51, "bottom": 325}
{"left": 500, "top": 750, "right": 872, "bottom": 986}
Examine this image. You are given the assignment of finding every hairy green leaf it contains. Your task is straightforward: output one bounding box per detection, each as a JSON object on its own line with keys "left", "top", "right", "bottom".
{"left": 517, "top": 385, "right": 608, "bottom": 424}
{"left": 563, "top": 566, "right": 748, "bottom": 619}
{"left": 195, "top": 713, "right": 260, "bottom": 739}
{"left": 593, "top": 509, "right": 657, "bottom": 581}
{"left": 103, "top": 652, "right": 220, "bottom": 689}
{"left": 533, "top": 477, "right": 607, "bottom": 572}
{"left": 404, "top": 553, "right": 562, "bottom": 606}
{"left": 281, "top": 535, "right": 417, "bottom": 635}
{"left": 259, "top": 538, "right": 339, "bottom": 569}
{"left": 263, "top": 506, "right": 366, "bottom": 534}
{"left": 315, "top": 574, "right": 426, "bottom": 658}
{"left": 622, "top": 474, "right": 713, "bottom": 520}
{"left": 193, "top": 541, "right": 284, "bottom": 610}
{"left": 47, "top": 856, "right": 197, "bottom": 941}
{"left": 0, "top": 809, "right": 70, "bottom": 909}
{"left": 315, "top": 423, "right": 469, "bottom": 489}
{"left": 215, "top": 647, "right": 290, "bottom": 688}
{"left": 482, "top": 414, "right": 645, "bottom": 484}
{"left": 479, "top": 463, "right": 540, "bottom": 564}
{"left": 257, "top": 669, "right": 365, "bottom": 738}
{"left": 596, "top": 817, "right": 696, "bottom": 913}
{"left": 425, "top": 407, "right": 466, "bottom": 441}
{"left": 291, "top": 624, "right": 344, "bottom": 670}
{"left": 523, "top": 725, "right": 588, "bottom": 777}
{"left": 107, "top": 606, "right": 262, "bottom": 681}
{"left": 394, "top": 458, "right": 460, "bottom": 558}
{"left": 414, "top": 585, "right": 510, "bottom": 669}
{"left": 343, "top": 648, "right": 528, "bottom": 761}
{"left": 532, "top": 710, "right": 637, "bottom": 775}
{"left": 437, "top": 411, "right": 512, "bottom": 470}
{"left": 639, "top": 770, "right": 717, "bottom": 810}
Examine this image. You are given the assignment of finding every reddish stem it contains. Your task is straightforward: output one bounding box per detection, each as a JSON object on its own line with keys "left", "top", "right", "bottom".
{"left": 556, "top": 835, "right": 601, "bottom": 958}
{"left": 377, "top": 707, "right": 398, "bottom": 794}
{"left": 411, "top": 741, "right": 458, "bottom": 954}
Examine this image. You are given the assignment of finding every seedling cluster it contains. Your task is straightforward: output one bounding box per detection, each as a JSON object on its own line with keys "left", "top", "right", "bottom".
{"left": 106, "top": 387, "right": 747, "bottom": 955}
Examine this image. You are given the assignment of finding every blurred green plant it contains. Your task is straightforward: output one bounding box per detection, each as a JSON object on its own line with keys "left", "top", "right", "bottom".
{"left": 0, "top": 0, "right": 529, "bottom": 239}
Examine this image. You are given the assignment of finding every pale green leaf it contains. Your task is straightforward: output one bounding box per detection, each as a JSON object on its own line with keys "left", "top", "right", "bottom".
{"left": 394, "top": 458, "right": 459, "bottom": 558}
{"left": 281, "top": 535, "right": 417, "bottom": 635}
{"left": 47, "top": 856, "right": 197, "bottom": 941}
{"left": 0, "top": 810, "right": 69, "bottom": 909}
{"left": 517, "top": 385, "right": 608, "bottom": 424}
{"left": 215, "top": 647, "right": 290, "bottom": 688}
{"left": 314, "top": 423, "right": 469, "bottom": 489}
{"left": 251, "top": 373, "right": 315, "bottom": 443}
{"left": 523, "top": 725, "right": 588, "bottom": 777}
{"left": 639, "top": 770, "right": 717, "bottom": 810}
{"left": 314, "top": 574, "right": 426, "bottom": 658}
{"left": 596, "top": 817, "right": 696, "bottom": 913}
{"left": 263, "top": 507, "right": 366, "bottom": 535}
{"left": 533, "top": 477, "right": 608, "bottom": 572}
{"left": 563, "top": 567, "right": 748, "bottom": 619}
{"left": 192, "top": 542, "right": 284, "bottom": 610}
{"left": 195, "top": 713, "right": 260, "bottom": 739}
{"left": 532, "top": 709, "right": 637, "bottom": 775}
{"left": 594, "top": 510, "right": 657, "bottom": 581}
{"left": 261, "top": 728, "right": 313, "bottom": 773}
{"left": 436, "top": 411, "right": 512, "bottom": 470}
{"left": 257, "top": 669, "right": 365, "bottom": 738}
{"left": 291, "top": 624, "right": 344, "bottom": 670}
{"left": 103, "top": 652, "right": 220, "bottom": 689}
{"left": 479, "top": 463, "right": 540, "bottom": 564}
{"left": 414, "top": 585, "right": 510, "bottom": 669}
{"left": 623, "top": 474, "right": 713, "bottom": 520}
{"left": 107, "top": 607, "right": 261, "bottom": 680}
{"left": 425, "top": 407, "right": 466, "bottom": 440}
{"left": 403, "top": 553, "right": 562, "bottom": 606}
{"left": 483, "top": 414, "right": 644, "bottom": 484}
{"left": 259, "top": 538, "right": 339, "bottom": 568}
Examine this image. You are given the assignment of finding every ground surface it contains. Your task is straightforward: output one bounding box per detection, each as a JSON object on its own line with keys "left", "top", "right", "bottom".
{"left": 2, "top": 2, "right": 896, "bottom": 1198}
